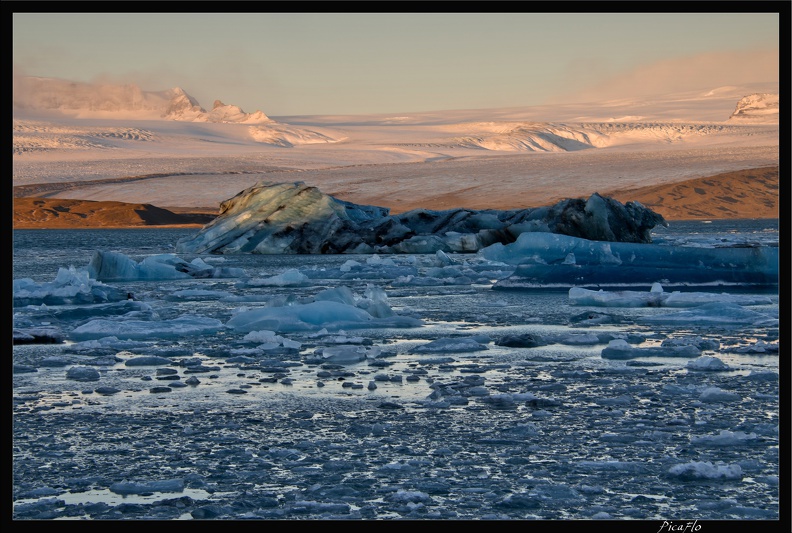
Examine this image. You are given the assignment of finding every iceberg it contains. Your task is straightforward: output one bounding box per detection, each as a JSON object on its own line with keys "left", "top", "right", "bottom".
{"left": 667, "top": 461, "right": 743, "bottom": 481}
{"left": 109, "top": 479, "right": 185, "bottom": 495}
{"left": 317, "top": 345, "right": 382, "bottom": 364}
{"left": 225, "top": 286, "right": 421, "bottom": 333}
{"left": 640, "top": 303, "right": 778, "bottom": 327}
{"left": 244, "top": 269, "right": 309, "bottom": 287}
{"left": 13, "top": 326, "right": 65, "bottom": 345}
{"left": 686, "top": 356, "right": 730, "bottom": 371}
{"left": 486, "top": 232, "right": 778, "bottom": 290}
{"left": 690, "top": 430, "right": 759, "bottom": 446}
{"left": 70, "top": 315, "right": 223, "bottom": 341}
{"left": 175, "top": 181, "right": 666, "bottom": 255}
{"left": 569, "top": 283, "right": 774, "bottom": 307}
{"left": 13, "top": 267, "right": 129, "bottom": 306}
{"left": 85, "top": 251, "right": 246, "bottom": 281}
{"left": 225, "top": 301, "right": 422, "bottom": 333}
{"left": 411, "top": 337, "right": 490, "bottom": 354}
{"left": 601, "top": 339, "right": 701, "bottom": 360}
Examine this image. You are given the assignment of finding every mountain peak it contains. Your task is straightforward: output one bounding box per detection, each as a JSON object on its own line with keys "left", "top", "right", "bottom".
{"left": 728, "top": 93, "right": 779, "bottom": 123}
{"left": 12, "top": 76, "right": 271, "bottom": 124}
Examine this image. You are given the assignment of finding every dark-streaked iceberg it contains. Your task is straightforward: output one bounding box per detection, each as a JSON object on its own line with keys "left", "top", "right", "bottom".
{"left": 485, "top": 232, "right": 778, "bottom": 290}
{"left": 175, "top": 181, "right": 667, "bottom": 255}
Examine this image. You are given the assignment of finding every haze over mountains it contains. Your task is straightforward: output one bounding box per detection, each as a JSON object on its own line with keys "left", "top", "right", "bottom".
{"left": 12, "top": 76, "right": 779, "bottom": 226}
{"left": 13, "top": 76, "right": 273, "bottom": 123}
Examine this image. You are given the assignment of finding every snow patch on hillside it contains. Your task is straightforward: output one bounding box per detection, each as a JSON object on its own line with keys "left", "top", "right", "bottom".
{"left": 248, "top": 124, "right": 346, "bottom": 147}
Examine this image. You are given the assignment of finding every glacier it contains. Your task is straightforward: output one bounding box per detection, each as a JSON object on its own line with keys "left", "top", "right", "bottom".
{"left": 174, "top": 181, "right": 667, "bottom": 255}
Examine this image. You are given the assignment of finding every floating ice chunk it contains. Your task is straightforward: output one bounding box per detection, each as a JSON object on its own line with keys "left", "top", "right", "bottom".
{"left": 661, "top": 291, "right": 773, "bottom": 307}
{"left": 13, "top": 267, "right": 128, "bottom": 306}
{"left": 435, "top": 250, "right": 454, "bottom": 266}
{"left": 662, "top": 336, "right": 720, "bottom": 351}
{"left": 64, "top": 336, "right": 150, "bottom": 353}
{"left": 577, "top": 461, "right": 647, "bottom": 473}
{"left": 745, "top": 370, "right": 778, "bottom": 382}
{"left": 487, "top": 232, "right": 778, "bottom": 290}
{"left": 550, "top": 333, "right": 602, "bottom": 345}
{"left": 242, "top": 330, "right": 280, "bottom": 344}
{"left": 366, "top": 254, "right": 396, "bottom": 267}
{"left": 66, "top": 366, "right": 101, "bottom": 381}
{"left": 340, "top": 260, "right": 362, "bottom": 272}
{"left": 690, "top": 430, "right": 759, "bottom": 446}
{"left": 732, "top": 340, "right": 780, "bottom": 354}
{"left": 71, "top": 315, "right": 223, "bottom": 341}
{"left": 601, "top": 339, "right": 700, "bottom": 360}
{"left": 313, "top": 286, "right": 358, "bottom": 306}
{"left": 640, "top": 303, "right": 778, "bottom": 327}
{"left": 686, "top": 356, "right": 730, "bottom": 371}
{"left": 281, "top": 338, "right": 302, "bottom": 350}
{"left": 110, "top": 479, "right": 185, "bottom": 495}
{"left": 166, "top": 289, "right": 234, "bottom": 300}
{"left": 12, "top": 326, "right": 65, "bottom": 345}
{"left": 387, "top": 489, "right": 432, "bottom": 504}
{"left": 226, "top": 301, "right": 422, "bottom": 333}
{"left": 392, "top": 274, "right": 474, "bottom": 287}
{"left": 667, "top": 461, "right": 743, "bottom": 481}
{"left": 124, "top": 356, "right": 173, "bottom": 366}
{"left": 569, "top": 287, "right": 663, "bottom": 307}
{"left": 241, "top": 330, "right": 301, "bottom": 350}
{"left": 246, "top": 268, "right": 309, "bottom": 287}
{"left": 85, "top": 251, "right": 245, "bottom": 281}
{"left": 412, "top": 337, "right": 489, "bottom": 354}
{"left": 359, "top": 284, "right": 395, "bottom": 318}
{"left": 699, "top": 386, "right": 741, "bottom": 402}
{"left": 318, "top": 345, "right": 380, "bottom": 364}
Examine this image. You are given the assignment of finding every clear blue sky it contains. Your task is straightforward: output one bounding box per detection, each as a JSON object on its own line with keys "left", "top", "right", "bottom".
{"left": 12, "top": 12, "right": 781, "bottom": 116}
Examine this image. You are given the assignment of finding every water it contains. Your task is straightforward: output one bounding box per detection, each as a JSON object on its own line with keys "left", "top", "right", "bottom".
{"left": 12, "top": 220, "right": 781, "bottom": 520}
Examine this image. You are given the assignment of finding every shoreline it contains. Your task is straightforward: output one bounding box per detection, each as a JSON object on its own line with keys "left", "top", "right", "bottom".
{"left": 13, "top": 216, "right": 781, "bottom": 231}
{"left": 12, "top": 165, "right": 779, "bottom": 230}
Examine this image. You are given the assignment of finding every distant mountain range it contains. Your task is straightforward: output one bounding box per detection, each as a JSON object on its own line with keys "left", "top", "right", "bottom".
{"left": 13, "top": 76, "right": 780, "bottom": 126}
{"left": 12, "top": 76, "right": 272, "bottom": 124}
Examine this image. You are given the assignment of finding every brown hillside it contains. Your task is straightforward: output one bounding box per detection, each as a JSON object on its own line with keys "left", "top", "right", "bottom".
{"left": 13, "top": 198, "right": 217, "bottom": 229}
{"left": 13, "top": 166, "right": 779, "bottom": 229}
{"left": 604, "top": 166, "right": 779, "bottom": 220}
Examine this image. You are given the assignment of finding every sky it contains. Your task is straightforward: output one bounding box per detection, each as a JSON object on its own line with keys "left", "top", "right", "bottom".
{"left": 11, "top": 11, "right": 782, "bottom": 117}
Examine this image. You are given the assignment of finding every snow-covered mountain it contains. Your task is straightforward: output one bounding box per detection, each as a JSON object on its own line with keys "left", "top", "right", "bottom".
{"left": 728, "top": 93, "right": 779, "bottom": 123}
{"left": 12, "top": 76, "right": 272, "bottom": 124}
{"left": 12, "top": 76, "right": 778, "bottom": 213}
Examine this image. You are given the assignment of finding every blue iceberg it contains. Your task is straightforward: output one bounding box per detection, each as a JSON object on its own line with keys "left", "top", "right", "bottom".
{"left": 484, "top": 232, "right": 778, "bottom": 290}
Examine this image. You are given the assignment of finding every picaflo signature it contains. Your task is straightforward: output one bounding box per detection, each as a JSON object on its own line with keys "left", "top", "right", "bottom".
{"left": 657, "top": 521, "right": 701, "bottom": 533}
